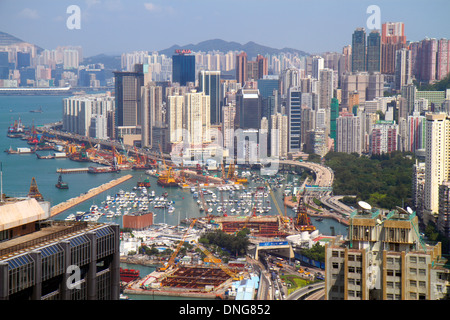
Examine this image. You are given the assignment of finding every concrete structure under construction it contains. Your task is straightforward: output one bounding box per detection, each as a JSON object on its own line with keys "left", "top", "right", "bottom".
{"left": 324, "top": 206, "right": 450, "bottom": 300}
{"left": 213, "top": 215, "right": 292, "bottom": 238}
{"left": 0, "top": 197, "right": 120, "bottom": 300}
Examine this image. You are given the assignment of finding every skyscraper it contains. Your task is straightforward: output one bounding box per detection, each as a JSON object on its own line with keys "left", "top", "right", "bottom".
{"left": 172, "top": 52, "right": 195, "bottom": 86}
{"left": 352, "top": 28, "right": 366, "bottom": 72}
{"left": 113, "top": 64, "right": 151, "bottom": 137}
{"left": 199, "top": 70, "right": 221, "bottom": 124}
{"left": 366, "top": 30, "right": 381, "bottom": 73}
{"left": 236, "top": 52, "right": 248, "bottom": 85}
{"left": 236, "top": 89, "right": 261, "bottom": 129}
{"left": 287, "top": 87, "right": 302, "bottom": 152}
{"left": 330, "top": 97, "right": 339, "bottom": 147}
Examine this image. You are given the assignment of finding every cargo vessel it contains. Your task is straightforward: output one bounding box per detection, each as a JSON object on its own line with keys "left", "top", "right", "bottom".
{"left": 4, "top": 146, "right": 35, "bottom": 154}
{"left": 120, "top": 268, "right": 140, "bottom": 283}
{"left": 36, "top": 153, "right": 55, "bottom": 159}
{"left": 88, "top": 166, "right": 120, "bottom": 174}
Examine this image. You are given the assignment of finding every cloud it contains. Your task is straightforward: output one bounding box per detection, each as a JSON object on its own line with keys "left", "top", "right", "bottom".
{"left": 18, "top": 8, "right": 39, "bottom": 20}
{"left": 144, "top": 3, "right": 175, "bottom": 14}
{"left": 144, "top": 3, "right": 161, "bottom": 12}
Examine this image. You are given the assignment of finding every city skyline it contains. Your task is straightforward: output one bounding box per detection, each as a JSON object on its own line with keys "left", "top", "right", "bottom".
{"left": 0, "top": 0, "right": 449, "bottom": 57}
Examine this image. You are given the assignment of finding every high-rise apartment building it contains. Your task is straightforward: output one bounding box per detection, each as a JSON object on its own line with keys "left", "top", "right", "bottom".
{"left": 436, "top": 38, "right": 450, "bottom": 81}
{"left": 367, "top": 30, "right": 381, "bottom": 73}
{"left": 172, "top": 53, "right": 195, "bottom": 86}
{"left": 199, "top": 70, "right": 221, "bottom": 125}
{"left": 63, "top": 93, "right": 115, "bottom": 138}
{"left": 281, "top": 67, "right": 300, "bottom": 97}
{"left": 438, "top": 181, "right": 450, "bottom": 241}
{"left": 222, "top": 103, "right": 236, "bottom": 156}
{"left": 141, "top": 84, "right": 164, "bottom": 148}
{"left": 325, "top": 206, "right": 448, "bottom": 300}
{"left": 312, "top": 56, "right": 324, "bottom": 80}
{"left": 424, "top": 113, "right": 450, "bottom": 219}
{"left": 167, "top": 94, "right": 184, "bottom": 144}
{"left": 336, "top": 113, "right": 362, "bottom": 154}
{"left": 352, "top": 28, "right": 366, "bottom": 73}
{"left": 318, "top": 68, "right": 334, "bottom": 110}
{"left": 270, "top": 112, "right": 288, "bottom": 158}
{"left": 381, "top": 22, "right": 407, "bottom": 75}
{"left": 369, "top": 120, "right": 398, "bottom": 155}
{"left": 394, "top": 48, "right": 412, "bottom": 91}
{"left": 167, "top": 90, "right": 211, "bottom": 147}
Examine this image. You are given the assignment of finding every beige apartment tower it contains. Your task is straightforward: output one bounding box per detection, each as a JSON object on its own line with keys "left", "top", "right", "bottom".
{"left": 325, "top": 206, "right": 449, "bottom": 300}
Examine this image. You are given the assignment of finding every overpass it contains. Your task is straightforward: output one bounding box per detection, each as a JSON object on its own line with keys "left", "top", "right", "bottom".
{"left": 251, "top": 241, "right": 294, "bottom": 260}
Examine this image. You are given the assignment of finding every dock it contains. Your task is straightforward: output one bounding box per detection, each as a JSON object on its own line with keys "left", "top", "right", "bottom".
{"left": 50, "top": 174, "right": 133, "bottom": 217}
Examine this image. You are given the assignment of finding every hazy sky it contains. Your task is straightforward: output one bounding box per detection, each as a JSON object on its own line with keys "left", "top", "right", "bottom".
{"left": 0, "top": 0, "right": 449, "bottom": 57}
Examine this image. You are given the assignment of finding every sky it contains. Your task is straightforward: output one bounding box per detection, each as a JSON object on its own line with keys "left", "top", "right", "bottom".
{"left": 0, "top": 0, "right": 449, "bottom": 57}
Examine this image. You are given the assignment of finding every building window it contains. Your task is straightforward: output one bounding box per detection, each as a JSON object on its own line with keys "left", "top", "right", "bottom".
{"left": 348, "top": 255, "right": 355, "bottom": 261}
{"left": 419, "top": 269, "right": 426, "bottom": 276}
{"left": 332, "top": 250, "right": 339, "bottom": 257}
{"left": 410, "top": 256, "right": 417, "bottom": 263}
{"left": 410, "top": 268, "right": 417, "bottom": 275}
{"left": 410, "top": 280, "right": 417, "bottom": 287}
{"left": 348, "top": 266, "right": 355, "bottom": 273}
{"left": 332, "top": 262, "right": 339, "bottom": 269}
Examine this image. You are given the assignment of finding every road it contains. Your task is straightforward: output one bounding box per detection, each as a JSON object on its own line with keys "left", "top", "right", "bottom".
{"left": 287, "top": 282, "right": 325, "bottom": 300}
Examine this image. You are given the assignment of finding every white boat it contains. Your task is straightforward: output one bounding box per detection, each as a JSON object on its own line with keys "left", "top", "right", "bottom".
{"left": 65, "top": 214, "right": 76, "bottom": 221}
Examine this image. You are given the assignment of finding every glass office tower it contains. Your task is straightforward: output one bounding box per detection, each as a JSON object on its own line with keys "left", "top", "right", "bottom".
{"left": 172, "top": 54, "right": 195, "bottom": 86}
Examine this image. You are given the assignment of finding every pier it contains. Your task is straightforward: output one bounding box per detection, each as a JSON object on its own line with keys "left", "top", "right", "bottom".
{"left": 56, "top": 168, "right": 89, "bottom": 174}
{"left": 50, "top": 174, "right": 133, "bottom": 217}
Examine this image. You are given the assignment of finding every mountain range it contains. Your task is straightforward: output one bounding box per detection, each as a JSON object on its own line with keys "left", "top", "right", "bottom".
{"left": 158, "top": 39, "right": 309, "bottom": 58}
{"left": 0, "top": 30, "right": 310, "bottom": 68}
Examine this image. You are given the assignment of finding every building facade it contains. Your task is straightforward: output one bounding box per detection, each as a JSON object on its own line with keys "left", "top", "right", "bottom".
{"left": 325, "top": 206, "right": 449, "bottom": 300}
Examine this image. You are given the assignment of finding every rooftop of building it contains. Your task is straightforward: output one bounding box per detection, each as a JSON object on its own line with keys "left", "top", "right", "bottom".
{"left": 0, "top": 197, "right": 50, "bottom": 232}
{"left": 0, "top": 220, "right": 113, "bottom": 260}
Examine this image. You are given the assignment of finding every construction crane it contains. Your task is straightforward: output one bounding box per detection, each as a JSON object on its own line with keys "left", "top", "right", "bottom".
{"left": 294, "top": 190, "right": 316, "bottom": 232}
{"left": 226, "top": 161, "right": 248, "bottom": 184}
{"left": 27, "top": 177, "right": 44, "bottom": 201}
{"left": 158, "top": 219, "right": 197, "bottom": 272}
{"left": 194, "top": 241, "right": 242, "bottom": 281}
{"left": 266, "top": 181, "right": 290, "bottom": 224}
